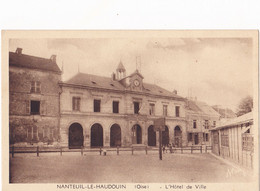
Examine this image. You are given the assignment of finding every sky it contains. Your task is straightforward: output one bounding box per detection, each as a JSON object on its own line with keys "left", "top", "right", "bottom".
{"left": 9, "top": 37, "right": 253, "bottom": 111}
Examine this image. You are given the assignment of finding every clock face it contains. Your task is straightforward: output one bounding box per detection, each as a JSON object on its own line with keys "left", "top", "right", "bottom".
{"left": 134, "top": 79, "right": 140, "bottom": 87}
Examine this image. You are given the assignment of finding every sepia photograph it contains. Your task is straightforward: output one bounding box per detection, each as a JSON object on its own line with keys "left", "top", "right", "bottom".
{"left": 2, "top": 30, "right": 259, "bottom": 191}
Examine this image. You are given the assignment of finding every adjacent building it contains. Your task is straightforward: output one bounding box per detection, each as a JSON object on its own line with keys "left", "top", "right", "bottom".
{"left": 9, "top": 48, "right": 62, "bottom": 146}
{"left": 210, "top": 112, "right": 254, "bottom": 169}
{"left": 185, "top": 99, "right": 220, "bottom": 146}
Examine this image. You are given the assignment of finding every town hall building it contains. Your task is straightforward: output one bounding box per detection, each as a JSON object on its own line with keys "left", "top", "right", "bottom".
{"left": 59, "top": 62, "right": 187, "bottom": 148}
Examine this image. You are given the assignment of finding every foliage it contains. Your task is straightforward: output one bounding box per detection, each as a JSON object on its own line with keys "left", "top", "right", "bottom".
{"left": 236, "top": 96, "right": 253, "bottom": 117}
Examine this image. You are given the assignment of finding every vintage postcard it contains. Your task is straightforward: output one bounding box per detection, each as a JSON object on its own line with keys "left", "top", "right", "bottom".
{"left": 1, "top": 30, "right": 259, "bottom": 191}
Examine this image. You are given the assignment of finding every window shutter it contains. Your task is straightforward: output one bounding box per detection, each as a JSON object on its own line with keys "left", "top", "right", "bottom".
{"left": 40, "top": 100, "right": 46, "bottom": 115}
{"left": 30, "top": 81, "right": 35, "bottom": 93}
{"left": 36, "top": 81, "right": 41, "bottom": 93}
{"left": 25, "top": 100, "right": 30, "bottom": 115}
{"left": 78, "top": 98, "right": 81, "bottom": 111}
{"left": 72, "top": 97, "right": 75, "bottom": 110}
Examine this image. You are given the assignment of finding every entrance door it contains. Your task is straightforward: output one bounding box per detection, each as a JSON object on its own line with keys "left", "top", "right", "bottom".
{"left": 194, "top": 133, "right": 199, "bottom": 145}
{"left": 132, "top": 124, "right": 142, "bottom": 144}
{"left": 110, "top": 124, "right": 121, "bottom": 147}
{"left": 148, "top": 125, "right": 156, "bottom": 146}
{"left": 69, "top": 123, "right": 84, "bottom": 149}
{"left": 91, "top": 123, "right": 103, "bottom": 147}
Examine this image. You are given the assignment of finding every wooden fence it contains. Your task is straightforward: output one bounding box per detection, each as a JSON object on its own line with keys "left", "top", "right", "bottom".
{"left": 9, "top": 145, "right": 212, "bottom": 158}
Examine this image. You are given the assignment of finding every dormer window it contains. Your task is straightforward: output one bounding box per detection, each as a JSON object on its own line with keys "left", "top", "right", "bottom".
{"left": 31, "top": 81, "right": 41, "bottom": 93}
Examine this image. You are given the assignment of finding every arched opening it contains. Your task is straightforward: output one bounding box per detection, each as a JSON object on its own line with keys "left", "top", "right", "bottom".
{"left": 148, "top": 125, "right": 156, "bottom": 146}
{"left": 162, "top": 126, "right": 169, "bottom": 146}
{"left": 110, "top": 124, "right": 121, "bottom": 147}
{"left": 91, "top": 123, "right": 103, "bottom": 147}
{"left": 132, "top": 124, "right": 142, "bottom": 144}
{"left": 174, "top": 126, "right": 182, "bottom": 147}
{"left": 69, "top": 123, "right": 84, "bottom": 149}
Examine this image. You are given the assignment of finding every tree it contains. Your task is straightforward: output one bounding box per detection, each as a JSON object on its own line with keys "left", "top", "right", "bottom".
{"left": 236, "top": 96, "right": 253, "bottom": 117}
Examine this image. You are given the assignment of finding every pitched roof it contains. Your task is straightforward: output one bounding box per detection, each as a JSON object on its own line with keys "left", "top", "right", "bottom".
{"left": 142, "top": 83, "right": 183, "bottom": 99}
{"left": 129, "top": 70, "right": 144, "bottom": 79}
{"left": 64, "top": 72, "right": 184, "bottom": 99}
{"left": 9, "top": 52, "right": 62, "bottom": 73}
{"left": 211, "top": 112, "right": 253, "bottom": 130}
{"left": 117, "top": 61, "right": 125, "bottom": 71}
{"left": 65, "top": 73, "right": 126, "bottom": 91}
{"left": 212, "top": 106, "right": 237, "bottom": 118}
{"left": 186, "top": 99, "right": 220, "bottom": 117}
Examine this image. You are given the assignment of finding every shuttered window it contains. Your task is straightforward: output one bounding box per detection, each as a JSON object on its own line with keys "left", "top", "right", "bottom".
{"left": 72, "top": 97, "right": 81, "bottom": 111}
{"left": 31, "top": 81, "right": 41, "bottom": 93}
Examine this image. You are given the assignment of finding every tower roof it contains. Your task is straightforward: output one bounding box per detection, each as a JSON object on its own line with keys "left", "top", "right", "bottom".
{"left": 117, "top": 61, "right": 126, "bottom": 71}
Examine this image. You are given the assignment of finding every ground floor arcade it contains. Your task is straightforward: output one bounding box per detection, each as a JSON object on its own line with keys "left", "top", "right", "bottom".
{"left": 60, "top": 115, "right": 187, "bottom": 148}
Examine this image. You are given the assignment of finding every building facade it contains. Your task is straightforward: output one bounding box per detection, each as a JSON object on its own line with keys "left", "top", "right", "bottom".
{"left": 9, "top": 48, "right": 62, "bottom": 146}
{"left": 211, "top": 112, "right": 254, "bottom": 169}
{"left": 59, "top": 63, "right": 187, "bottom": 148}
{"left": 9, "top": 49, "right": 221, "bottom": 148}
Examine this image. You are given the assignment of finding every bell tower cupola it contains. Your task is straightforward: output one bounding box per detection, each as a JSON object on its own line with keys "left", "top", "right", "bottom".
{"left": 116, "top": 60, "right": 126, "bottom": 80}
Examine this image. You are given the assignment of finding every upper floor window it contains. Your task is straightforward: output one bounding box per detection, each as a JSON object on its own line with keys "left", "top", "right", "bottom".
{"left": 134, "top": 102, "right": 140, "bottom": 114}
{"left": 72, "top": 97, "right": 81, "bottom": 111}
{"left": 94, "top": 99, "right": 101, "bottom": 112}
{"left": 31, "top": 100, "right": 40, "bottom": 115}
{"left": 31, "top": 81, "right": 41, "bottom": 93}
{"left": 175, "top": 106, "right": 180, "bottom": 117}
{"left": 204, "top": 120, "right": 209, "bottom": 129}
{"left": 213, "top": 121, "right": 216, "bottom": 127}
{"left": 149, "top": 103, "right": 155, "bottom": 115}
{"left": 113, "top": 101, "right": 119, "bottom": 113}
{"left": 163, "top": 105, "right": 168, "bottom": 116}
{"left": 193, "top": 120, "right": 197, "bottom": 129}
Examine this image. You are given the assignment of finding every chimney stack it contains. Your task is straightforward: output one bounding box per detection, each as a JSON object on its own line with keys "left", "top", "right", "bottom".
{"left": 50, "top": 55, "right": 56, "bottom": 63}
{"left": 173, "top": 89, "right": 177, "bottom": 94}
{"left": 111, "top": 72, "right": 116, "bottom": 81}
{"left": 15, "top": 48, "right": 22, "bottom": 55}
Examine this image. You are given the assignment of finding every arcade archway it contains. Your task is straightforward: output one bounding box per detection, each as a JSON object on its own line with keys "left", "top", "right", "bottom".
{"left": 110, "top": 124, "right": 121, "bottom": 147}
{"left": 69, "top": 123, "right": 84, "bottom": 149}
{"left": 162, "top": 126, "right": 169, "bottom": 146}
{"left": 91, "top": 123, "right": 103, "bottom": 147}
{"left": 132, "top": 124, "right": 142, "bottom": 144}
{"left": 174, "top": 126, "right": 182, "bottom": 147}
{"left": 148, "top": 125, "right": 156, "bottom": 146}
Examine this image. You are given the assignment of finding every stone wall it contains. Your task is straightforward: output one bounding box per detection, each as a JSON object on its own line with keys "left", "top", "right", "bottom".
{"left": 9, "top": 67, "right": 61, "bottom": 146}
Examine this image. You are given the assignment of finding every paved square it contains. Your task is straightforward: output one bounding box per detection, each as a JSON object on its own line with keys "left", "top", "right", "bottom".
{"left": 10, "top": 152, "right": 252, "bottom": 183}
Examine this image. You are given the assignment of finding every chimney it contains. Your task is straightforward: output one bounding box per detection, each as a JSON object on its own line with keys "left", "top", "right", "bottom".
{"left": 50, "top": 55, "right": 56, "bottom": 63}
{"left": 173, "top": 89, "right": 177, "bottom": 94}
{"left": 15, "top": 48, "right": 22, "bottom": 55}
{"left": 111, "top": 72, "right": 116, "bottom": 81}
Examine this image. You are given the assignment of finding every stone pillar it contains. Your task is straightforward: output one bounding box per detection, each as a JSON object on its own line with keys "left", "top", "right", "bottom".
{"left": 156, "top": 131, "right": 159, "bottom": 147}
{"left": 84, "top": 127, "right": 90, "bottom": 147}
{"left": 143, "top": 123, "right": 148, "bottom": 145}
{"left": 104, "top": 126, "right": 110, "bottom": 147}
{"left": 169, "top": 126, "right": 174, "bottom": 145}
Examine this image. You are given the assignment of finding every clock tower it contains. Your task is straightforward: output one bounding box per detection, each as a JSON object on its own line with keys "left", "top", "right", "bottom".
{"left": 129, "top": 69, "right": 144, "bottom": 91}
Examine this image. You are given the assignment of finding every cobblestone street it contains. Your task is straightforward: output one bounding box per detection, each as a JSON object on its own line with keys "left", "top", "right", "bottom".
{"left": 10, "top": 152, "right": 253, "bottom": 183}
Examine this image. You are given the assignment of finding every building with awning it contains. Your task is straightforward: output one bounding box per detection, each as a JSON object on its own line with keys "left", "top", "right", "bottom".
{"left": 210, "top": 112, "right": 254, "bottom": 169}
